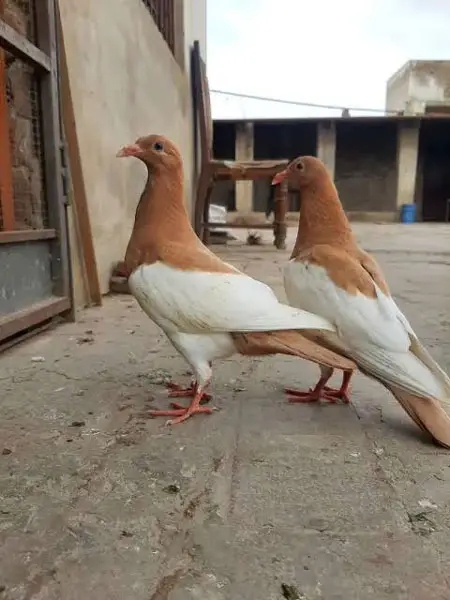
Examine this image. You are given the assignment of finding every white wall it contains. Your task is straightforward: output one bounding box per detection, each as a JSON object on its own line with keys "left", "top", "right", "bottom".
{"left": 59, "top": 0, "right": 207, "bottom": 301}
{"left": 386, "top": 60, "right": 450, "bottom": 115}
{"left": 385, "top": 62, "right": 411, "bottom": 113}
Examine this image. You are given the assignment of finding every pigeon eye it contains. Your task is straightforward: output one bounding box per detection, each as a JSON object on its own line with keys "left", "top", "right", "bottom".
{"left": 153, "top": 141, "right": 164, "bottom": 152}
{"left": 296, "top": 162, "right": 304, "bottom": 171}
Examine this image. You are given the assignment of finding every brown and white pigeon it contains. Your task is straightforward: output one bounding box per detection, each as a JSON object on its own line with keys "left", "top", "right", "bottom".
{"left": 116, "top": 135, "right": 355, "bottom": 425}
{"left": 272, "top": 155, "right": 450, "bottom": 448}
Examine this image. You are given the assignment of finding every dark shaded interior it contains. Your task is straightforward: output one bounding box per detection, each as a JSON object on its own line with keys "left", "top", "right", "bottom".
{"left": 253, "top": 122, "right": 317, "bottom": 212}
{"left": 213, "top": 122, "right": 235, "bottom": 159}
{"left": 419, "top": 120, "right": 450, "bottom": 222}
{"left": 335, "top": 121, "right": 397, "bottom": 212}
{"left": 210, "top": 122, "right": 236, "bottom": 210}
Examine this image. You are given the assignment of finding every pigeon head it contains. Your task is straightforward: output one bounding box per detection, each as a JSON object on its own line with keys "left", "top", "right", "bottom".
{"left": 116, "top": 134, "right": 182, "bottom": 172}
{"left": 271, "top": 155, "right": 330, "bottom": 189}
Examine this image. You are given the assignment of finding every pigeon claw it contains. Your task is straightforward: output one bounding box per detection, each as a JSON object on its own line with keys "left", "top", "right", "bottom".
{"left": 165, "top": 381, "right": 212, "bottom": 403}
{"left": 284, "top": 386, "right": 351, "bottom": 404}
{"left": 322, "top": 385, "right": 351, "bottom": 404}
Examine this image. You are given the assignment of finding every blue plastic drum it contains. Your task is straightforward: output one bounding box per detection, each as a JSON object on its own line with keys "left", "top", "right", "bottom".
{"left": 400, "top": 203, "right": 416, "bottom": 224}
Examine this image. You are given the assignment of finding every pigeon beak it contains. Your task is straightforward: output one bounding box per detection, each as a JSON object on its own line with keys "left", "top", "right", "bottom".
{"left": 116, "top": 143, "right": 142, "bottom": 158}
{"left": 271, "top": 169, "right": 288, "bottom": 185}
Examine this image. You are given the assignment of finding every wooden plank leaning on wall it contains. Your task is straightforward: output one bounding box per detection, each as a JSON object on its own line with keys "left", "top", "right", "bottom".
{"left": 56, "top": 6, "right": 102, "bottom": 306}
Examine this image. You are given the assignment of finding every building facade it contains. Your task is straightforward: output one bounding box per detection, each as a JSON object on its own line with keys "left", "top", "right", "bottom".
{"left": 210, "top": 60, "right": 450, "bottom": 229}
{"left": 386, "top": 60, "right": 450, "bottom": 115}
{"left": 212, "top": 115, "right": 450, "bottom": 225}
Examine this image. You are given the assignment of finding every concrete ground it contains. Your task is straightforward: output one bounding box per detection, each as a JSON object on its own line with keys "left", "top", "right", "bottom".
{"left": 1, "top": 223, "right": 450, "bottom": 600}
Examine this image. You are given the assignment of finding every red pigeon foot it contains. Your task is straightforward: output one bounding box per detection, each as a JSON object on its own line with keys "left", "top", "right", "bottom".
{"left": 322, "top": 371, "right": 352, "bottom": 404}
{"left": 285, "top": 370, "right": 352, "bottom": 404}
{"left": 285, "top": 372, "right": 334, "bottom": 403}
{"left": 285, "top": 387, "right": 339, "bottom": 403}
{"left": 147, "top": 401, "right": 217, "bottom": 426}
{"left": 322, "top": 385, "right": 351, "bottom": 404}
{"left": 165, "top": 381, "right": 212, "bottom": 402}
{"left": 146, "top": 381, "right": 217, "bottom": 425}
{"left": 285, "top": 386, "right": 350, "bottom": 404}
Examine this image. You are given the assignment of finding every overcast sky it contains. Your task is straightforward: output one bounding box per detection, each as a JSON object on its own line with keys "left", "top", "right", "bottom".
{"left": 207, "top": 0, "right": 450, "bottom": 119}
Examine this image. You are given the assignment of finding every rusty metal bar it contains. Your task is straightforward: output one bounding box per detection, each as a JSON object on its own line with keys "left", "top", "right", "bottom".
{"left": 0, "top": 0, "right": 13, "bottom": 231}
{"left": 0, "top": 19, "right": 51, "bottom": 72}
{"left": 0, "top": 229, "right": 56, "bottom": 244}
{"left": 0, "top": 57, "right": 13, "bottom": 229}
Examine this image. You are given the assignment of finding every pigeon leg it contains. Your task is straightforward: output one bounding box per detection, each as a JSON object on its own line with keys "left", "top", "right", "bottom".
{"left": 147, "top": 379, "right": 217, "bottom": 424}
{"left": 165, "top": 362, "right": 213, "bottom": 401}
{"left": 286, "top": 369, "right": 352, "bottom": 404}
{"left": 165, "top": 380, "right": 212, "bottom": 402}
{"left": 166, "top": 380, "right": 195, "bottom": 396}
{"left": 285, "top": 371, "right": 334, "bottom": 403}
{"left": 322, "top": 371, "right": 353, "bottom": 404}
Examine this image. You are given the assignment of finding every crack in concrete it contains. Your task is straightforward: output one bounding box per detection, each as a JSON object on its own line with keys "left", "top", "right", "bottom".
{"left": 352, "top": 401, "right": 419, "bottom": 534}
{"left": 145, "top": 372, "right": 253, "bottom": 597}
{"left": 43, "top": 369, "right": 83, "bottom": 381}
{"left": 228, "top": 364, "right": 256, "bottom": 518}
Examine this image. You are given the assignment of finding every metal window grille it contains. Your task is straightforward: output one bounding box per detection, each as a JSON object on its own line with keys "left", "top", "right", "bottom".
{"left": 141, "top": 0, "right": 175, "bottom": 55}
{"left": 5, "top": 49, "right": 47, "bottom": 231}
